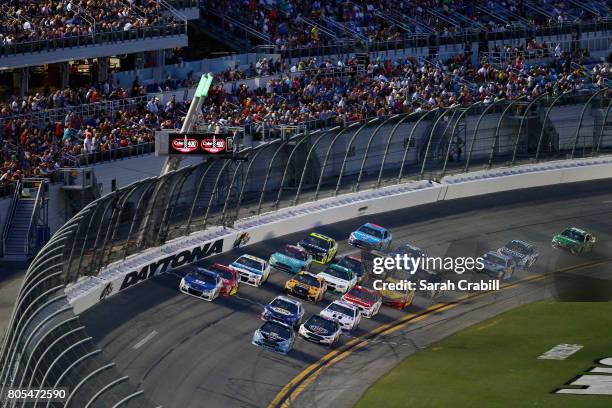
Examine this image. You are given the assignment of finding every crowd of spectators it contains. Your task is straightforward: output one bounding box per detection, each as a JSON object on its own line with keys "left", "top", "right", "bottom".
{"left": 0, "top": 46, "right": 609, "bottom": 186}
{"left": 0, "top": 82, "right": 185, "bottom": 185}
{"left": 208, "top": 0, "right": 609, "bottom": 50}
{"left": 199, "top": 49, "right": 604, "bottom": 128}
{"left": 0, "top": 0, "right": 176, "bottom": 47}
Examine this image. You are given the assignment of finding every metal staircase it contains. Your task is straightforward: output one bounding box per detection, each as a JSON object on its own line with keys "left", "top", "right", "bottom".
{"left": 2, "top": 179, "right": 49, "bottom": 262}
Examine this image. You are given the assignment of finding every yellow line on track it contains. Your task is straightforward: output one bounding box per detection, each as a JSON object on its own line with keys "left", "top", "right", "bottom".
{"left": 269, "top": 258, "right": 612, "bottom": 408}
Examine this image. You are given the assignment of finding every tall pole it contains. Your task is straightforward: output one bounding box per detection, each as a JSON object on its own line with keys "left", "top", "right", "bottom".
{"left": 160, "top": 73, "right": 213, "bottom": 175}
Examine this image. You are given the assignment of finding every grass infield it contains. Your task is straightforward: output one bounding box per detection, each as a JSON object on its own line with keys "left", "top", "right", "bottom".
{"left": 356, "top": 301, "right": 612, "bottom": 408}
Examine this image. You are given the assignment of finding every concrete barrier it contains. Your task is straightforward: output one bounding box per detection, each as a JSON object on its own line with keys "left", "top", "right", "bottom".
{"left": 65, "top": 156, "right": 612, "bottom": 313}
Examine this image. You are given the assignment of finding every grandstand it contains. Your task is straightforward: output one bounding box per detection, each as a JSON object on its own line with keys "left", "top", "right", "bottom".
{"left": 0, "top": 3, "right": 610, "bottom": 405}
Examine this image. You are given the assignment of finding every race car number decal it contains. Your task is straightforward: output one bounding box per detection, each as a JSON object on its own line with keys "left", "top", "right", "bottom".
{"left": 310, "top": 325, "right": 328, "bottom": 334}
{"left": 201, "top": 138, "right": 226, "bottom": 154}
{"left": 171, "top": 138, "right": 199, "bottom": 153}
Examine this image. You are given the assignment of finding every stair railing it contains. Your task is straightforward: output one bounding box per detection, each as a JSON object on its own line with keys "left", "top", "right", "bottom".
{"left": 1, "top": 181, "right": 21, "bottom": 257}
{"left": 24, "top": 180, "right": 47, "bottom": 258}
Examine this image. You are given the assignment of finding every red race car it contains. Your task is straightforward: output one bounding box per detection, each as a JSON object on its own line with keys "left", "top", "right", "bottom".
{"left": 342, "top": 285, "right": 382, "bottom": 318}
{"left": 207, "top": 264, "right": 239, "bottom": 296}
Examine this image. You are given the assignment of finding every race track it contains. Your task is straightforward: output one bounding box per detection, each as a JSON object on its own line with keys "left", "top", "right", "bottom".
{"left": 81, "top": 180, "right": 612, "bottom": 408}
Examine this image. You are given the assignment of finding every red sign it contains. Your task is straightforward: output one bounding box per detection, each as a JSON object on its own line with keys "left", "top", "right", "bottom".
{"left": 168, "top": 133, "right": 234, "bottom": 155}
{"left": 171, "top": 138, "right": 199, "bottom": 154}
{"left": 201, "top": 138, "right": 226, "bottom": 154}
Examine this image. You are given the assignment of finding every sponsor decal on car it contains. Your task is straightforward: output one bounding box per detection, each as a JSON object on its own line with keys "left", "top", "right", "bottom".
{"left": 271, "top": 307, "right": 291, "bottom": 315}
{"left": 310, "top": 325, "right": 327, "bottom": 334}
{"left": 119, "top": 238, "right": 224, "bottom": 291}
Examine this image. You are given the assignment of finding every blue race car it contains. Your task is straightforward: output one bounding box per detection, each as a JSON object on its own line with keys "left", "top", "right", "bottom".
{"left": 261, "top": 295, "right": 304, "bottom": 328}
{"left": 269, "top": 244, "right": 312, "bottom": 274}
{"left": 349, "top": 223, "right": 393, "bottom": 250}
{"left": 179, "top": 267, "right": 224, "bottom": 301}
{"left": 252, "top": 320, "right": 295, "bottom": 355}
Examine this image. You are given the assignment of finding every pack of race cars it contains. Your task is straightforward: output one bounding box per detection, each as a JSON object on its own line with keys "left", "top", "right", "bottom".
{"left": 178, "top": 222, "right": 596, "bottom": 355}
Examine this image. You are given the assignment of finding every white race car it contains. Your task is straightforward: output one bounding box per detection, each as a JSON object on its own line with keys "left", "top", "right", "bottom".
{"left": 298, "top": 315, "right": 342, "bottom": 346}
{"left": 319, "top": 300, "right": 361, "bottom": 331}
{"left": 229, "top": 254, "right": 270, "bottom": 287}
{"left": 317, "top": 264, "right": 357, "bottom": 294}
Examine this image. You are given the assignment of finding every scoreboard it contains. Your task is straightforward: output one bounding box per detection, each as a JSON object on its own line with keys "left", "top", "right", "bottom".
{"left": 159, "top": 132, "right": 235, "bottom": 156}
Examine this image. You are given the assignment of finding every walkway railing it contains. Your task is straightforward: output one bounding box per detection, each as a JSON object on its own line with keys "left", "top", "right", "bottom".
{"left": 0, "top": 24, "right": 187, "bottom": 58}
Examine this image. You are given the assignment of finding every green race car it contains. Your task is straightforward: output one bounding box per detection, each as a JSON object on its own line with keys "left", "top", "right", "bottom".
{"left": 552, "top": 227, "right": 596, "bottom": 254}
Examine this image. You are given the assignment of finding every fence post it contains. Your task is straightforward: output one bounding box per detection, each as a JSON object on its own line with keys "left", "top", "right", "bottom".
{"left": 314, "top": 122, "right": 361, "bottom": 201}
{"left": 202, "top": 160, "right": 232, "bottom": 230}
{"left": 185, "top": 160, "right": 217, "bottom": 235}
{"left": 420, "top": 108, "right": 454, "bottom": 180}
{"left": 356, "top": 115, "right": 400, "bottom": 192}
{"left": 488, "top": 96, "right": 525, "bottom": 169}
{"left": 377, "top": 113, "right": 415, "bottom": 188}
{"left": 294, "top": 127, "right": 340, "bottom": 206}
{"left": 398, "top": 108, "right": 440, "bottom": 183}
{"left": 511, "top": 92, "right": 549, "bottom": 164}
{"left": 275, "top": 131, "right": 319, "bottom": 210}
{"left": 334, "top": 118, "right": 379, "bottom": 196}
{"left": 571, "top": 88, "right": 609, "bottom": 159}
{"left": 235, "top": 141, "right": 278, "bottom": 220}
{"left": 257, "top": 136, "right": 300, "bottom": 215}
{"left": 535, "top": 91, "right": 571, "bottom": 161}
{"left": 595, "top": 96, "right": 612, "bottom": 155}
{"left": 465, "top": 99, "right": 504, "bottom": 173}
{"left": 441, "top": 102, "right": 481, "bottom": 176}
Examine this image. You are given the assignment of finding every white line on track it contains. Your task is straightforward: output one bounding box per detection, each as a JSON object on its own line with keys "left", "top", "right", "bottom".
{"left": 133, "top": 330, "right": 158, "bottom": 350}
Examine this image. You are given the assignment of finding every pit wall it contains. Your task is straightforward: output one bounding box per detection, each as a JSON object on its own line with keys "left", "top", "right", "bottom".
{"left": 65, "top": 156, "right": 612, "bottom": 313}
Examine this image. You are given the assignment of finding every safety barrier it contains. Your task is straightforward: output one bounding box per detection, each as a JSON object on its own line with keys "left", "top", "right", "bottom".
{"left": 66, "top": 156, "right": 612, "bottom": 314}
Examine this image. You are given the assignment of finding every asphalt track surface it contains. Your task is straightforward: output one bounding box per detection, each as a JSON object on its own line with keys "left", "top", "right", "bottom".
{"left": 81, "top": 180, "right": 612, "bottom": 408}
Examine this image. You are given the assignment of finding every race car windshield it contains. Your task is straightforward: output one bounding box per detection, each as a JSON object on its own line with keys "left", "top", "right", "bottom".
{"left": 295, "top": 274, "right": 320, "bottom": 286}
{"left": 190, "top": 270, "right": 217, "bottom": 284}
{"left": 236, "top": 257, "right": 263, "bottom": 270}
{"left": 484, "top": 253, "right": 506, "bottom": 265}
{"left": 283, "top": 246, "right": 307, "bottom": 260}
{"left": 209, "top": 266, "right": 233, "bottom": 280}
{"left": 306, "top": 315, "right": 337, "bottom": 332}
{"left": 393, "top": 244, "right": 425, "bottom": 258}
{"left": 260, "top": 322, "right": 292, "bottom": 339}
{"left": 327, "top": 303, "right": 355, "bottom": 317}
{"left": 351, "top": 287, "right": 377, "bottom": 302}
{"left": 302, "top": 235, "right": 329, "bottom": 249}
{"left": 323, "top": 267, "right": 352, "bottom": 280}
{"left": 562, "top": 229, "right": 584, "bottom": 242}
{"left": 358, "top": 225, "right": 383, "bottom": 238}
{"left": 337, "top": 257, "right": 363, "bottom": 275}
{"left": 506, "top": 241, "right": 528, "bottom": 252}
{"left": 270, "top": 298, "right": 298, "bottom": 314}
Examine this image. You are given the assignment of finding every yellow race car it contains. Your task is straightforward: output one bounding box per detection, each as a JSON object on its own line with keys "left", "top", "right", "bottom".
{"left": 378, "top": 277, "right": 416, "bottom": 310}
{"left": 297, "top": 233, "right": 338, "bottom": 264}
{"left": 285, "top": 271, "right": 327, "bottom": 303}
